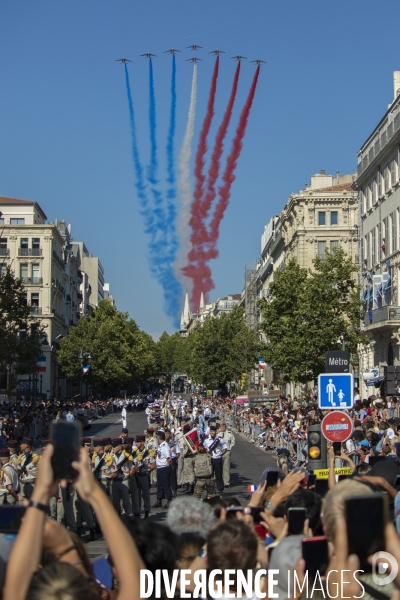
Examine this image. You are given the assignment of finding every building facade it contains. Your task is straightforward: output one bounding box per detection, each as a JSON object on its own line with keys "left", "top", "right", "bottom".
{"left": 354, "top": 72, "right": 400, "bottom": 396}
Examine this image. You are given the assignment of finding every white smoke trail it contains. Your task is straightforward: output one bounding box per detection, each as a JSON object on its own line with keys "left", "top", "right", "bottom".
{"left": 176, "top": 64, "right": 197, "bottom": 292}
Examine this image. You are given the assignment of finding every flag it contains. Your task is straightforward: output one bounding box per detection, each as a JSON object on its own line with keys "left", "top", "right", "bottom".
{"left": 82, "top": 365, "right": 90, "bottom": 375}
{"left": 184, "top": 428, "right": 199, "bottom": 452}
{"left": 248, "top": 485, "right": 258, "bottom": 492}
{"left": 37, "top": 355, "right": 46, "bottom": 373}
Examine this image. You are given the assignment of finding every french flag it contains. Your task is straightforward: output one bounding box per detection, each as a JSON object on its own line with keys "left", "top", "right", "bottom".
{"left": 247, "top": 485, "right": 258, "bottom": 492}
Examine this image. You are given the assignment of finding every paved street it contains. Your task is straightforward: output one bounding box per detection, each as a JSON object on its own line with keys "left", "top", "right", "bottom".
{"left": 84, "top": 408, "right": 277, "bottom": 560}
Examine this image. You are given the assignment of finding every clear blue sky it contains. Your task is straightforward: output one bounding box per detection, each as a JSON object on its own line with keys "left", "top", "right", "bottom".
{"left": 0, "top": 0, "right": 399, "bottom": 339}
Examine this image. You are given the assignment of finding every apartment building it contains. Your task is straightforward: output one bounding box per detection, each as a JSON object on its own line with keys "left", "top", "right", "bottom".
{"left": 0, "top": 196, "right": 107, "bottom": 399}
{"left": 354, "top": 71, "right": 400, "bottom": 395}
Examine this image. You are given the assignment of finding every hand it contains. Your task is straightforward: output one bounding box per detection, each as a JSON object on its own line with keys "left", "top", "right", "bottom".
{"left": 270, "top": 470, "right": 305, "bottom": 507}
{"left": 260, "top": 512, "right": 285, "bottom": 538}
{"left": 325, "top": 516, "right": 363, "bottom": 598}
{"left": 71, "top": 447, "right": 98, "bottom": 502}
{"left": 248, "top": 481, "right": 266, "bottom": 507}
{"left": 31, "top": 445, "right": 58, "bottom": 503}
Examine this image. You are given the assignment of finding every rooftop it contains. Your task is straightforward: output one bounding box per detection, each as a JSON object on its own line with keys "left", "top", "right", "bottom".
{"left": 0, "top": 196, "right": 47, "bottom": 219}
{"left": 310, "top": 183, "right": 355, "bottom": 193}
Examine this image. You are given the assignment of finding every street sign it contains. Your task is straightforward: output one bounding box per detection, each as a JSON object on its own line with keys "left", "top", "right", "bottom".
{"left": 318, "top": 373, "right": 353, "bottom": 409}
{"left": 314, "top": 467, "right": 353, "bottom": 479}
{"left": 325, "top": 351, "right": 351, "bottom": 373}
{"left": 321, "top": 411, "right": 353, "bottom": 443}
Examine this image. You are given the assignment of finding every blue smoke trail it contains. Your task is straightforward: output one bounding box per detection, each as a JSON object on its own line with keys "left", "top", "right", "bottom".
{"left": 147, "top": 59, "right": 164, "bottom": 229}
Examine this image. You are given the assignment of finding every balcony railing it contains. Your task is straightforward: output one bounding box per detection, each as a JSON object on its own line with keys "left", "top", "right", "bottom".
{"left": 18, "top": 248, "right": 42, "bottom": 256}
{"left": 21, "top": 277, "right": 43, "bottom": 285}
{"left": 77, "top": 292, "right": 83, "bottom": 301}
{"left": 364, "top": 306, "right": 400, "bottom": 326}
{"left": 30, "top": 306, "right": 42, "bottom": 314}
{"left": 0, "top": 248, "right": 9, "bottom": 256}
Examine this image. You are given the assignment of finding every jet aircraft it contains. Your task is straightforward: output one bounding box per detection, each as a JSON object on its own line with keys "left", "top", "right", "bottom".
{"left": 140, "top": 52, "right": 157, "bottom": 59}
{"left": 186, "top": 57, "right": 202, "bottom": 63}
{"left": 116, "top": 58, "right": 132, "bottom": 64}
{"left": 209, "top": 49, "right": 225, "bottom": 55}
{"left": 164, "top": 48, "right": 181, "bottom": 54}
{"left": 251, "top": 59, "right": 267, "bottom": 65}
{"left": 186, "top": 44, "right": 203, "bottom": 51}
{"left": 231, "top": 55, "right": 247, "bottom": 61}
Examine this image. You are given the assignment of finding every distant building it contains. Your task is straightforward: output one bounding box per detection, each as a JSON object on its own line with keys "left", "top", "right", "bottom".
{"left": 353, "top": 71, "right": 400, "bottom": 396}
{"left": 178, "top": 292, "right": 241, "bottom": 337}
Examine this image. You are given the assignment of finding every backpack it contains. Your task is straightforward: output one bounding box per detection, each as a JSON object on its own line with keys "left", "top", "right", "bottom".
{"left": 194, "top": 453, "right": 213, "bottom": 478}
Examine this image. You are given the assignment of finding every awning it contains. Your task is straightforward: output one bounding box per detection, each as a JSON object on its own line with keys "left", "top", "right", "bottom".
{"left": 366, "top": 376, "right": 384, "bottom": 386}
{"left": 383, "top": 276, "right": 392, "bottom": 295}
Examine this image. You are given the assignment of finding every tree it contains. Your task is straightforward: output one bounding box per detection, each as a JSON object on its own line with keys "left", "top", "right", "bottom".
{"left": 156, "top": 332, "right": 187, "bottom": 374}
{"left": 259, "top": 247, "right": 366, "bottom": 383}
{"left": 58, "top": 300, "right": 156, "bottom": 392}
{"left": 185, "top": 305, "right": 262, "bottom": 388}
{"left": 0, "top": 266, "right": 44, "bottom": 394}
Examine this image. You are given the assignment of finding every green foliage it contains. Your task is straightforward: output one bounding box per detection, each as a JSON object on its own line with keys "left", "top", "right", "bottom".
{"left": 259, "top": 247, "right": 366, "bottom": 383}
{"left": 184, "top": 305, "right": 263, "bottom": 387}
{"left": 155, "top": 332, "right": 187, "bottom": 374}
{"left": 58, "top": 300, "right": 156, "bottom": 391}
{"left": 0, "top": 266, "right": 44, "bottom": 392}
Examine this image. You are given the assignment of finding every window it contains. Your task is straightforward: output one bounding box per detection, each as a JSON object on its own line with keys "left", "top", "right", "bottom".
{"left": 22, "top": 292, "right": 27, "bottom": 307}
{"left": 30, "top": 293, "right": 39, "bottom": 307}
{"left": 366, "top": 234, "right": 370, "bottom": 269}
{"left": 361, "top": 190, "right": 366, "bottom": 215}
{"left": 318, "top": 212, "right": 326, "bottom": 225}
{"left": 378, "top": 170, "right": 383, "bottom": 197}
{"left": 0, "top": 238, "right": 7, "bottom": 249}
{"left": 384, "top": 165, "right": 390, "bottom": 192}
{"left": 383, "top": 217, "right": 389, "bottom": 254}
{"left": 20, "top": 264, "right": 28, "bottom": 280}
{"left": 0, "top": 219, "right": 3, "bottom": 225}
{"left": 372, "top": 228, "right": 376, "bottom": 266}
{"left": 391, "top": 157, "right": 398, "bottom": 185}
{"left": 318, "top": 241, "right": 327, "bottom": 258}
{"left": 330, "top": 240, "right": 339, "bottom": 252}
{"left": 32, "top": 264, "right": 40, "bottom": 282}
{"left": 20, "top": 238, "right": 28, "bottom": 249}
{"left": 378, "top": 221, "right": 382, "bottom": 260}
{"left": 32, "top": 238, "right": 40, "bottom": 249}
{"left": 10, "top": 218, "right": 25, "bottom": 225}
{"left": 391, "top": 211, "right": 397, "bottom": 253}
{"left": 371, "top": 178, "right": 377, "bottom": 205}
{"left": 331, "top": 211, "right": 338, "bottom": 225}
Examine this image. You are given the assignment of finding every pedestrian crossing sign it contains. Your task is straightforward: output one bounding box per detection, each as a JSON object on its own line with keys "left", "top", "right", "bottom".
{"left": 318, "top": 373, "right": 354, "bottom": 409}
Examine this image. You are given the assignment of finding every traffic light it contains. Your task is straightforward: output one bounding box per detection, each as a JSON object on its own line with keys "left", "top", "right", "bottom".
{"left": 382, "top": 366, "right": 399, "bottom": 396}
{"left": 307, "top": 424, "right": 327, "bottom": 470}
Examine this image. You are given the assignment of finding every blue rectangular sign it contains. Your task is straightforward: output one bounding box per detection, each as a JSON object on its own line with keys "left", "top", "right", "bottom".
{"left": 318, "top": 373, "right": 354, "bottom": 409}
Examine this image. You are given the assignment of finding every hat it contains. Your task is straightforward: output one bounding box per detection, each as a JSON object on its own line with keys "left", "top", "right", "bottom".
{"left": 82, "top": 437, "right": 91, "bottom": 445}
{"left": 41, "top": 439, "right": 50, "bottom": 448}
{"left": 146, "top": 428, "right": 154, "bottom": 434}
{"left": 124, "top": 437, "right": 134, "bottom": 444}
{"left": 0, "top": 449, "right": 9, "bottom": 458}
{"left": 93, "top": 438, "right": 104, "bottom": 446}
{"left": 136, "top": 434, "right": 145, "bottom": 442}
{"left": 210, "top": 425, "right": 217, "bottom": 431}
{"left": 183, "top": 424, "right": 190, "bottom": 432}
{"left": 111, "top": 438, "right": 123, "bottom": 447}
{"left": 121, "top": 428, "right": 129, "bottom": 434}
{"left": 103, "top": 437, "right": 111, "bottom": 446}
{"left": 21, "top": 437, "right": 33, "bottom": 447}
{"left": 7, "top": 441, "right": 18, "bottom": 448}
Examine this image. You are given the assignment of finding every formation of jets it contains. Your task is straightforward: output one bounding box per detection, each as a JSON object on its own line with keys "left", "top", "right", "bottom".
{"left": 117, "top": 48, "right": 265, "bottom": 65}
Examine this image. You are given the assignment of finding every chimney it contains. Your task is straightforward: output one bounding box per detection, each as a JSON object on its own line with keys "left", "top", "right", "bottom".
{"left": 320, "top": 169, "right": 325, "bottom": 175}
{"left": 394, "top": 71, "right": 400, "bottom": 100}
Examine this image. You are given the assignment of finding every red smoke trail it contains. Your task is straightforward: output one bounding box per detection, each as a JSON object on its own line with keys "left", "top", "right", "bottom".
{"left": 187, "top": 66, "right": 260, "bottom": 309}
{"left": 189, "top": 57, "right": 219, "bottom": 243}
{"left": 188, "top": 61, "right": 241, "bottom": 257}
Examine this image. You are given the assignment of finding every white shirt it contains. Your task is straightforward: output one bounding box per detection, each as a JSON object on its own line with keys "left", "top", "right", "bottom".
{"left": 156, "top": 441, "right": 171, "bottom": 468}
{"left": 65, "top": 413, "right": 74, "bottom": 422}
{"left": 204, "top": 435, "right": 227, "bottom": 459}
{"left": 121, "top": 408, "right": 127, "bottom": 418}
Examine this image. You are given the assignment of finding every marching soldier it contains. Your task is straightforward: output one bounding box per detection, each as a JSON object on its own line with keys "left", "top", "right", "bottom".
{"left": 145, "top": 428, "right": 158, "bottom": 487}
{"left": 17, "top": 437, "right": 39, "bottom": 500}
{"left": 0, "top": 449, "right": 19, "bottom": 504}
{"left": 165, "top": 429, "right": 179, "bottom": 497}
{"left": 152, "top": 430, "right": 172, "bottom": 509}
{"left": 110, "top": 438, "right": 134, "bottom": 521}
{"left": 182, "top": 424, "right": 196, "bottom": 492}
{"left": 204, "top": 425, "right": 227, "bottom": 496}
{"left": 7, "top": 440, "right": 19, "bottom": 470}
{"left": 133, "top": 434, "right": 155, "bottom": 518}
{"left": 193, "top": 443, "right": 215, "bottom": 499}
{"left": 217, "top": 422, "right": 235, "bottom": 488}
{"left": 92, "top": 438, "right": 114, "bottom": 496}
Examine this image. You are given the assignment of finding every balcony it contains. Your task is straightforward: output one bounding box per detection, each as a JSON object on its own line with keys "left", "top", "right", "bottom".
{"left": 66, "top": 294, "right": 71, "bottom": 303}
{"left": 21, "top": 277, "right": 43, "bottom": 285}
{"left": 364, "top": 306, "right": 400, "bottom": 328}
{"left": 18, "top": 248, "right": 42, "bottom": 256}
{"left": 77, "top": 292, "right": 83, "bottom": 301}
{"left": 52, "top": 250, "right": 64, "bottom": 270}
{"left": 30, "top": 306, "right": 42, "bottom": 315}
{"left": 77, "top": 270, "right": 83, "bottom": 281}
{"left": 0, "top": 248, "right": 9, "bottom": 256}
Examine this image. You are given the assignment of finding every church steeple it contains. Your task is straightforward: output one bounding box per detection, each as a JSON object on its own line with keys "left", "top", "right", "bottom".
{"left": 199, "top": 291, "right": 204, "bottom": 311}
{"left": 183, "top": 290, "right": 191, "bottom": 325}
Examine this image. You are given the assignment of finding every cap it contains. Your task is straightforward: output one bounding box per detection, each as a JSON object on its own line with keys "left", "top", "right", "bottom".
{"left": 41, "top": 439, "right": 50, "bottom": 448}
{"left": 111, "top": 438, "right": 123, "bottom": 447}
{"left": 93, "top": 438, "right": 104, "bottom": 446}
{"left": 0, "top": 449, "right": 9, "bottom": 458}
{"left": 7, "top": 441, "right": 18, "bottom": 448}
{"left": 183, "top": 425, "right": 190, "bottom": 432}
{"left": 103, "top": 437, "right": 111, "bottom": 446}
{"left": 210, "top": 425, "right": 217, "bottom": 431}
{"left": 124, "top": 437, "right": 134, "bottom": 444}
{"left": 146, "top": 428, "right": 154, "bottom": 434}
{"left": 121, "top": 428, "right": 129, "bottom": 434}
{"left": 82, "top": 437, "right": 91, "bottom": 445}
{"left": 371, "top": 458, "right": 400, "bottom": 485}
{"left": 21, "top": 437, "right": 33, "bottom": 447}
{"left": 136, "top": 435, "right": 145, "bottom": 442}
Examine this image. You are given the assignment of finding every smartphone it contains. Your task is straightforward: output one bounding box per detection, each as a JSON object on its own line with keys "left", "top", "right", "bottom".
{"left": 314, "top": 479, "right": 329, "bottom": 497}
{"left": 259, "top": 469, "right": 279, "bottom": 487}
{"left": 248, "top": 506, "right": 263, "bottom": 524}
{"left": 302, "top": 537, "right": 329, "bottom": 580}
{"left": 287, "top": 507, "right": 307, "bottom": 535}
{"left": 338, "top": 474, "right": 350, "bottom": 481}
{"left": 345, "top": 494, "right": 386, "bottom": 569}
{"left": 395, "top": 474, "right": 400, "bottom": 487}
{"left": 51, "top": 420, "right": 82, "bottom": 480}
{"left": 369, "top": 456, "right": 386, "bottom": 467}
{"left": 307, "top": 474, "right": 316, "bottom": 488}
{"left": 333, "top": 442, "right": 342, "bottom": 456}
{"left": 0, "top": 506, "right": 26, "bottom": 562}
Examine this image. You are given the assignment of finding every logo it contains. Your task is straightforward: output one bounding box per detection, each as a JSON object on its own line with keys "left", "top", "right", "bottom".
{"left": 372, "top": 551, "right": 398, "bottom": 586}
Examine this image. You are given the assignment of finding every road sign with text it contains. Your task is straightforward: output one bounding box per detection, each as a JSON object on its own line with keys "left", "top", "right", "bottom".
{"left": 325, "top": 351, "right": 350, "bottom": 373}
{"left": 318, "top": 373, "right": 354, "bottom": 409}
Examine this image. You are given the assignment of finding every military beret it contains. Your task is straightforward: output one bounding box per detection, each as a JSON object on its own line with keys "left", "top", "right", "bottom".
{"left": 124, "top": 437, "right": 134, "bottom": 444}
{"left": 146, "top": 428, "right": 154, "bottom": 434}
{"left": 136, "top": 435, "right": 145, "bottom": 442}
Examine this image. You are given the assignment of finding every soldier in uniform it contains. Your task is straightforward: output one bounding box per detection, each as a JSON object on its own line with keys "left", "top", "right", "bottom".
{"left": 7, "top": 440, "right": 19, "bottom": 470}
{"left": 193, "top": 444, "right": 215, "bottom": 499}
{"left": 145, "top": 428, "right": 158, "bottom": 488}
{"left": 133, "top": 434, "right": 155, "bottom": 518}
{"left": 17, "top": 437, "right": 39, "bottom": 500}
{"left": 165, "top": 429, "right": 179, "bottom": 497}
{"left": 110, "top": 438, "right": 134, "bottom": 520}
{"left": 182, "top": 424, "right": 196, "bottom": 493}
{"left": 91, "top": 438, "right": 114, "bottom": 496}
{"left": 217, "top": 422, "right": 235, "bottom": 488}
{"left": 204, "top": 425, "right": 227, "bottom": 496}
{"left": 152, "top": 430, "right": 172, "bottom": 509}
{"left": 0, "top": 448, "right": 19, "bottom": 504}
